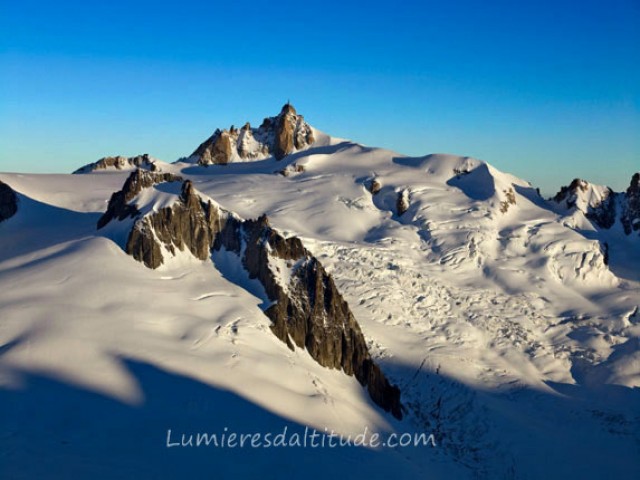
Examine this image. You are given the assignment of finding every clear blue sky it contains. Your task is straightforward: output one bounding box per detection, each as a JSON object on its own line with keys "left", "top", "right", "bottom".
{"left": 1, "top": 0, "right": 638, "bottom": 194}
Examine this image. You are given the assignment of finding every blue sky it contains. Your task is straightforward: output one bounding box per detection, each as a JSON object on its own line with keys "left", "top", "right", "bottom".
{"left": 1, "top": 0, "right": 638, "bottom": 194}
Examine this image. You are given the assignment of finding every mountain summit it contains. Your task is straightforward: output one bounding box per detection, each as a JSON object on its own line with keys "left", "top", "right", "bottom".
{"left": 551, "top": 174, "right": 640, "bottom": 235}
{"left": 188, "top": 103, "right": 316, "bottom": 165}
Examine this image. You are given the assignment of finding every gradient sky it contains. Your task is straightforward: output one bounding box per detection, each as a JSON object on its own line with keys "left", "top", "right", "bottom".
{"left": 1, "top": 0, "right": 638, "bottom": 195}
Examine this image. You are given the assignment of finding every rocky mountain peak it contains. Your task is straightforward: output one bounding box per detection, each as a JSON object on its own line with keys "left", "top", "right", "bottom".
{"left": 552, "top": 178, "right": 590, "bottom": 206}
{"left": 552, "top": 174, "right": 640, "bottom": 235}
{"left": 189, "top": 103, "right": 315, "bottom": 165}
{"left": 97, "top": 170, "right": 184, "bottom": 229}
{"left": 552, "top": 178, "right": 616, "bottom": 229}
{"left": 280, "top": 102, "right": 297, "bottom": 116}
{"left": 98, "top": 171, "right": 225, "bottom": 268}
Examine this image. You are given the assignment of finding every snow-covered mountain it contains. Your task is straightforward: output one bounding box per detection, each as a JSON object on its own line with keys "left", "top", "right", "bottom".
{"left": 95, "top": 169, "right": 402, "bottom": 417}
{"left": 1, "top": 104, "right": 639, "bottom": 479}
{"left": 72, "top": 104, "right": 316, "bottom": 173}
{"left": 551, "top": 175, "right": 640, "bottom": 235}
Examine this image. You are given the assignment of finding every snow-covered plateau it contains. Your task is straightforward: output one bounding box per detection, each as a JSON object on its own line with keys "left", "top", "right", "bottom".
{"left": 1, "top": 105, "right": 638, "bottom": 479}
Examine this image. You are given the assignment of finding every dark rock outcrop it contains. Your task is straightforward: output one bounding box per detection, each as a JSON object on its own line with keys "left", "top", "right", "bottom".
{"left": 190, "top": 103, "right": 315, "bottom": 165}
{"left": 126, "top": 180, "right": 226, "bottom": 269}
{"left": 622, "top": 173, "right": 640, "bottom": 235}
{"left": 587, "top": 192, "right": 616, "bottom": 230}
{"left": 365, "top": 177, "right": 382, "bottom": 195}
{"left": 74, "top": 154, "right": 158, "bottom": 174}
{"left": 0, "top": 180, "right": 18, "bottom": 223}
{"left": 396, "top": 189, "right": 409, "bottom": 216}
{"left": 553, "top": 178, "right": 589, "bottom": 205}
{"left": 500, "top": 187, "right": 517, "bottom": 213}
{"left": 98, "top": 172, "right": 403, "bottom": 418}
{"left": 98, "top": 170, "right": 224, "bottom": 269}
{"left": 215, "top": 215, "right": 403, "bottom": 419}
{"left": 97, "top": 169, "right": 183, "bottom": 229}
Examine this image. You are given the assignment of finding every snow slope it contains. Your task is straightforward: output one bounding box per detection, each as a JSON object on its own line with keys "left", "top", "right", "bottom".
{"left": 1, "top": 129, "right": 639, "bottom": 478}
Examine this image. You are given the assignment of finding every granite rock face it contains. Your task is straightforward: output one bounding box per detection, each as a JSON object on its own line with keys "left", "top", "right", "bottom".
{"left": 587, "top": 192, "right": 617, "bottom": 230}
{"left": 274, "top": 103, "right": 315, "bottom": 160}
{"left": 0, "top": 180, "right": 18, "bottom": 223}
{"left": 74, "top": 154, "right": 158, "bottom": 174}
{"left": 98, "top": 170, "right": 403, "bottom": 418}
{"left": 197, "top": 130, "right": 234, "bottom": 165}
{"left": 190, "top": 103, "right": 315, "bottom": 165}
{"left": 97, "top": 169, "right": 183, "bottom": 229}
{"left": 621, "top": 173, "right": 640, "bottom": 235}
{"left": 214, "top": 215, "right": 403, "bottom": 419}
{"left": 125, "top": 180, "right": 226, "bottom": 269}
{"left": 98, "top": 170, "right": 225, "bottom": 269}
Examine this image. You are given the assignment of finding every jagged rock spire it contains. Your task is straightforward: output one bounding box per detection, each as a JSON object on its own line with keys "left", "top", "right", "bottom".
{"left": 190, "top": 104, "right": 315, "bottom": 165}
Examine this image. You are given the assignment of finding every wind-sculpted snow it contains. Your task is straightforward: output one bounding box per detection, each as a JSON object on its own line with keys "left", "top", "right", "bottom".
{"left": 446, "top": 162, "right": 496, "bottom": 201}
{"left": 312, "top": 237, "right": 640, "bottom": 477}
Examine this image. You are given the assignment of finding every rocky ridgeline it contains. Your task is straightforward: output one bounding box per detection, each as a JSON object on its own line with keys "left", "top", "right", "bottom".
{"left": 0, "top": 180, "right": 18, "bottom": 223}
{"left": 97, "top": 169, "right": 184, "bottom": 230}
{"left": 621, "top": 173, "right": 640, "bottom": 235}
{"left": 98, "top": 170, "right": 403, "bottom": 418}
{"left": 190, "top": 103, "right": 315, "bottom": 165}
{"left": 215, "top": 215, "right": 403, "bottom": 419}
{"left": 74, "top": 153, "right": 158, "bottom": 174}
{"left": 129, "top": 181, "right": 225, "bottom": 269}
